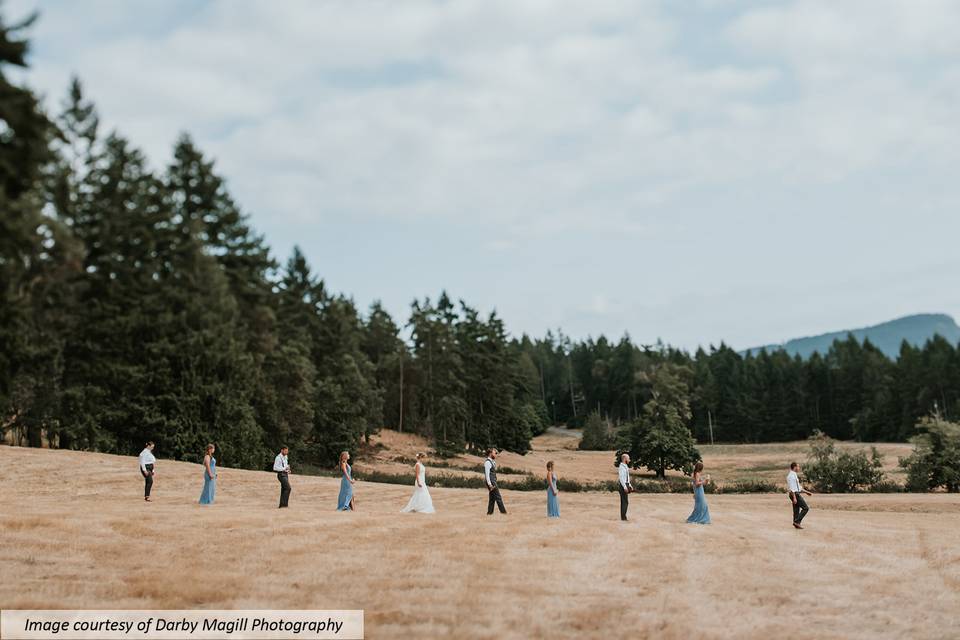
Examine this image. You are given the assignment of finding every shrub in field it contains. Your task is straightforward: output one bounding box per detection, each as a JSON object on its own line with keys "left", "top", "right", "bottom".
{"left": 366, "top": 472, "right": 611, "bottom": 492}
{"left": 900, "top": 415, "right": 960, "bottom": 493}
{"left": 627, "top": 476, "right": 709, "bottom": 493}
{"left": 495, "top": 476, "right": 544, "bottom": 491}
{"left": 717, "top": 480, "right": 779, "bottom": 494}
{"left": 458, "top": 463, "right": 529, "bottom": 476}
{"left": 556, "top": 479, "right": 618, "bottom": 493}
{"left": 579, "top": 411, "right": 616, "bottom": 450}
{"left": 432, "top": 438, "right": 464, "bottom": 459}
{"left": 358, "top": 469, "right": 486, "bottom": 489}
{"left": 869, "top": 480, "right": 905, "bottom": 493}
{"left": 302, "top": 463, "right": 783, "bottom": 493}
{"left": 804, "top": 430, "right": 885, "bottom": 492}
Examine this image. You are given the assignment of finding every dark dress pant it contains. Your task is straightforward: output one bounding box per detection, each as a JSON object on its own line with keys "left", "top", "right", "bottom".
{"left": 142, "top": 464, "right": 154, "bottom": 498}
{"left": 618, "top": 484, "right": 629, "bottom": 520}
{"left": 278, "top": 472, "right": 291, "bottom": 508}
{"left": 487, "top": 486, "right": 506, "bottom": 514}
{"left": 791, "top": 493, "right": 809, "bottom": 524}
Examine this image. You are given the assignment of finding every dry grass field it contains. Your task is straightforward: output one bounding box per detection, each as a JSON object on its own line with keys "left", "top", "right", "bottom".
{"left": 365, "top": 428, "right": 913, "bottom": 487}
{"left": 1, "top": 444, "right": 958, "bottom": 640}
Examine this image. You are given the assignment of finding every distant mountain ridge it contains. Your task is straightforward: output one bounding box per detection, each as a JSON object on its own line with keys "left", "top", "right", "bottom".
{"left": 744, "top": 313, "right": 960, "bottom": 360}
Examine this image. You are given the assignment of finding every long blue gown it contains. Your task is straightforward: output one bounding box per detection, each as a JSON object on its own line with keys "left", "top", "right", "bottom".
{"left": 337, "top": 463, "right": 354, "bottom": 510}
{"left": 199, "top": 457, "right": 216, "bottom": 505}
{"left": 686, "top": 477, "right": 711, "bottom": 524}
{"left": 547, "top": 473, "right": 560, "bottom": 518}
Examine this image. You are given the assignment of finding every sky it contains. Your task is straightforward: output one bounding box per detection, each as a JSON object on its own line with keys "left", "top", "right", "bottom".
{"left": 6, "top": 0, "right": 960, "bottom": 351}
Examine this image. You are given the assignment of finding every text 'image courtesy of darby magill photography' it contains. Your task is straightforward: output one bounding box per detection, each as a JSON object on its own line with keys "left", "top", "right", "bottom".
{"left": 1, "top": 1, "right": 959, "bottom": 639}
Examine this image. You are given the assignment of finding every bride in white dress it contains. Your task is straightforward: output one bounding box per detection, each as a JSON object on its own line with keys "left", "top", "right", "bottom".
{"left": 401, "top": 452, "right": 435, "bottom": 513}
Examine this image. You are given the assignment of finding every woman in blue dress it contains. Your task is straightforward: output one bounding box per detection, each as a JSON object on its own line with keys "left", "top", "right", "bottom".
{"left": 546, "top": 460, "right": 560, "bottom": 518}
{"left": 337, "top": 451, "right": 355, "bottom": 511}
{"left": 199, "top": 443, "right": 217, "bottom": 505}
{"left": 686, "top": 461, "right": 711, "bottom": 524}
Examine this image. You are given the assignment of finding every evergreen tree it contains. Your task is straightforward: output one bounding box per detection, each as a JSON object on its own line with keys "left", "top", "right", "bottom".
{"left": 457, "top": 303, "right": 527, "bottom": 453}
{"left": 0, "top": 10, "right": 48, "bottom": 200}
{"left": 361, "top": 301, "right": 407, "bottom": 431}
{"left": 850, "top": 346, "right": 897, "bottom": 441}
{"left": 165, "top": 135, "right": 304, "bottom": 457}
{"left": 621, "top": 364, "right": 701, "bottom": 478}
{"left": 166, "top": 134, "right": 274, "bottom": 311}
{"left": 511, "top": 345, "right": 549, "bottom": 437}
{"left": 0, "top": 12, "right": 76, "bottom": 448}
{"left": 317, "top": 295, "right": 382, "bottom": 448}
{"left": 276, "top": 248, "right": 381, "bottom": 462}
{"left": 270, "top": 248, "right": 320, "bottom": 449}
{"left": 690, "top": 348, "right": 719, "bottom": 442}
{"left": 409, "top": 294, "right": 466, "bottom": 449}
{"left": 57, "top": 133, "right": 171, "bottom": 452}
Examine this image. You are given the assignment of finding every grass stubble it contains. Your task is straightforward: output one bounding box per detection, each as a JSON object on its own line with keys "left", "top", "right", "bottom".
{"left": 0, "top": 441, "right": 958, "bottom": 639}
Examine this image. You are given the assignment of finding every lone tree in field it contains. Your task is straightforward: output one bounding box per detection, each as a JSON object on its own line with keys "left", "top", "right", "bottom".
{"left": 580, "top": 411, "right": 615, "bottom": 450}
{"left": 622, "top": 364, "right": 701, "bottom": 478}
{"left": 901, "top": 412, "right": 960, "bottom": 493}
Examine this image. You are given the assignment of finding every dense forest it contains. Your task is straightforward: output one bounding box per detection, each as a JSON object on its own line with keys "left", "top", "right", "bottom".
{"left": 3, "top": 13, "right": 959, "bottom": 469}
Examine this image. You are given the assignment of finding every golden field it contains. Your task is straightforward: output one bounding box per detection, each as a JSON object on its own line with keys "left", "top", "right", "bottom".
{"left": 1, "top": 442, "right": 958, "bottom": 640}
{"left": 364, "top": 427, "right": 913, "bottom": 487}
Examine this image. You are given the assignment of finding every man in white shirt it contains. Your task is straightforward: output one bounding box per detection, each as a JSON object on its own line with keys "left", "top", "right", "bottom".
{"left": 484, "top": 448, "right": 507, "bottom": 515}
{"left": 787, "top": 462, "right": 812, "bottom": 529}
{"left": 138, "top": 442, "right": 156, "bottom": 502}
{"left": 618, "top": 453, "right": 632, "bottom": 521}
{"left": 274, "top": 446, "right": 292, "bottom": 508}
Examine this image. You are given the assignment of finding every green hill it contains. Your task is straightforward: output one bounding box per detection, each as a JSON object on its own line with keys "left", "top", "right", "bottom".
{"left": 745, "top": 313, "right": 960, "bottom": 359}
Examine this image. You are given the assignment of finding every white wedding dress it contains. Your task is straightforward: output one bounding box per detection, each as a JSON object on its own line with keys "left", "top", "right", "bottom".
{"left": 401, "top": 463, "right": 435, "bottom": 513}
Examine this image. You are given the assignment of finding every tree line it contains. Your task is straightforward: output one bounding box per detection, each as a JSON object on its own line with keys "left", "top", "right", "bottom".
{"left": 540, "top": 332, "right": 960, "bottom": 444}
{"left": 3, "top": 13, "right": 959, "bottom": 472}
{"left": 0, "top": 13, "right": 546, "bottom": 468}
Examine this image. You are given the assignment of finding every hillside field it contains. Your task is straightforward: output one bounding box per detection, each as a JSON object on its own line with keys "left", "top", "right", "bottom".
{"left": 1, "top": 442, "right": 958, "bottom": 639}
{"left": 361, "top": 428, "right": 913, "bottom": 488}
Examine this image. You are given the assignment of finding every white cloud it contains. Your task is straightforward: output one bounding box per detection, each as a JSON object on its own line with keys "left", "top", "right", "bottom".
{"left": 7, "top": 0, "right": 960, "bottom": 348}
{"left": 729, "top": 0, "right": 960, "bottom": 64}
